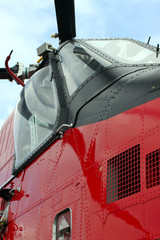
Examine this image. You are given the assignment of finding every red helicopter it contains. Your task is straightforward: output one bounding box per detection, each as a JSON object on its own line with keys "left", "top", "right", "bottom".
{"left": 0, "top": 0, "right": 160, "bottom": 239}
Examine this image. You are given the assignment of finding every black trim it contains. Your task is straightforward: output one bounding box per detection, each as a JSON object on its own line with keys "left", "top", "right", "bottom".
{"left": 68, "top": 65, "right": 148, "bottom": 125}
{"left": 74, "top": 65, "right": 160, "bottom": 127}
{"left": 50, "top": 52, "right": 70, "bottom": 125}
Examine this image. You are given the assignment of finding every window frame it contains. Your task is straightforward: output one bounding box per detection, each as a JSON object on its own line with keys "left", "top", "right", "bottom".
{"left": 85, "top": 39, "right": 160, "bottom": 65}
{"left": 78, "top": 38, "right": 160, "bottom": 65}
{"left": 14, "top": 65, "right": 60, "bottom": 168}
{"left": 53, "top": 208, "right": 72, "bottom": 240}
{"left": 12, "top": 52, "right": 70, "bottom": 175}
{"left": 59, "top": 41, "right": 112, "bottom": 96}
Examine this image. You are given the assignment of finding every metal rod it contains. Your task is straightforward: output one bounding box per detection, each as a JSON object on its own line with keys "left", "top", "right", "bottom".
{"left": 5, "top": 50, "right": 25, "bottom": 87}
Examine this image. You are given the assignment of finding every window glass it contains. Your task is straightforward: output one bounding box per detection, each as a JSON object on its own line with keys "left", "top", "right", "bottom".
{"left": 87, "top": 39, "right": 160, "bottom": 64}
{"left": 14, "top": 65, "right": 59, "bottom": 168}
{"left": 53, "top": 209, "right": 71, "bottom": 240}
{"left": 60, "top": 42, "right": 111, "bottom": 95}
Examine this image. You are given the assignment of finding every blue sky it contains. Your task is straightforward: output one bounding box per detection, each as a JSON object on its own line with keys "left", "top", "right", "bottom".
{"left": 0, "top": 0, "right": 160, "bottom": 128}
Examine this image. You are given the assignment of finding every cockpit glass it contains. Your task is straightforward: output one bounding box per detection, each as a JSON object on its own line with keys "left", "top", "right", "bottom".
{"left": 60, "top": 41, "right": 111, "bottom": 95}
{"left": 14, "top": 65, "right": 59, "bottom": 168}
{"left": 86, "top": 39, "right": 160, "bottom": 64}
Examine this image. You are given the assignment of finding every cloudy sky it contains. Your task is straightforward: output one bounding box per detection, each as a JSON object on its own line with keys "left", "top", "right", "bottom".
{"left": 0, "top": 0, "right": 160, "bottom": 129}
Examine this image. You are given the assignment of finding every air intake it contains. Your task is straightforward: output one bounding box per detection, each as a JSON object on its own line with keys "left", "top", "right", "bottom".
{"left": 107, "top": 144, "right": 141, "bottom": 204}
{"left": 146, "top": 148, "right": 160, "bottom": 189}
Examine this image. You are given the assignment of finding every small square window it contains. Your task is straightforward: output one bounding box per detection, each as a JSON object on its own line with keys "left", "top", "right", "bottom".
{"left": 53, "top": 208, "right": 71, "bottom": 240}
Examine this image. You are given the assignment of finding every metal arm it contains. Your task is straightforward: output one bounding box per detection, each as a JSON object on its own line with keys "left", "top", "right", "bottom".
{"left": 5, "top": 50, "right": 25, "bottom": 87}
{"left": 0, "top": 52, "right": 37, "bottom": 84}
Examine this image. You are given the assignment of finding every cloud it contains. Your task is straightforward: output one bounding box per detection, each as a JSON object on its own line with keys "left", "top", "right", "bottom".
{"left": 0, "top": 1, "right": 57, "bottom": 65}
{"left": 150, "top": 35, "right": 160, "bottom": 46}
{"left": 0, "top": 1, "right": 57, "bottom": 129}
{"left": 0, "top": 0, "right": 52, "bottom": 11}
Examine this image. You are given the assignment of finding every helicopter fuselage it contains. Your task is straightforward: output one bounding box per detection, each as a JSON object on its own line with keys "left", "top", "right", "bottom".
{"left": 0, "top": 38, "right": 160, "bottom": 239}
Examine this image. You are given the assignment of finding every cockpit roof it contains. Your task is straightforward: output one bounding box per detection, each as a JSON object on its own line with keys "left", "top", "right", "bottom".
{"left": 77, "top": 38, "right": 160, "bottom": 65}
{"left": 57, "top": 38, "right": 160, "bottom": 66}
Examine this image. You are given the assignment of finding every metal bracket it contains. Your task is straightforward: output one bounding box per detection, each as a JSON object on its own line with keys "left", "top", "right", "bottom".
{"left": 0, "top": 202, "right": 10, "bottom": 230}
{"left": 9, "top": 186, "right": 21, "bottom": 195}
{"left": 56, "top": 123, "right": 73, "bottom": 138}
{"left": 37, "top": 43, "right": 56, "bottom": 57}
{"left": 0, "top": 187, "right": 21, "bottom": 202}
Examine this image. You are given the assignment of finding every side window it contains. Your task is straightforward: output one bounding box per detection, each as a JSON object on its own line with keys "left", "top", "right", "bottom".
{"left": 14, "top": 65, "right": 59, "bottom": 170}
{"left": 53, "top": 208, "right": 71, "bottom": 240}
{"left": 60, "top": 42, "right": 111, "bottom": 95}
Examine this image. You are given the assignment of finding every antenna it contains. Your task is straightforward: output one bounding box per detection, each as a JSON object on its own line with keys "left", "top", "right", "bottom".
{"left": 156, "top": 44, "right": 159, "bottom": 58}
{"left": 147, "top": 36, "right": 151, "bottom": 44}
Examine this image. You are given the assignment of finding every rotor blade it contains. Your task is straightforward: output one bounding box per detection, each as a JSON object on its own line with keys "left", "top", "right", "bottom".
{"left": 0, "top": 68, "right": 13, "bottom": 81}
{"left": 54, "top": 0, "right": 76, "bottom": 44}
{"left": 0, "top": 64, "right": 18, "bottom": 81}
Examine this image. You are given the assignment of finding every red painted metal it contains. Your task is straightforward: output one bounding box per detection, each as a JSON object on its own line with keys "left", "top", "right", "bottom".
{"left": 1, "top": 97, "right": 160, "bottom": 239}
{"left": 5, "top": 50, "right": 25, "bottom": 87}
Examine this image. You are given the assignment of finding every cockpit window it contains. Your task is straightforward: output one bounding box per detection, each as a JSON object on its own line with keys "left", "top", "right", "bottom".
{"left": 14, "top": 65, "right": 59, "bottom": 169}
{"left": 60, "top": 41, "right": 111, "bottom": 95}
{"left": 86, "top": 39, "right": 160, "bottom": 64}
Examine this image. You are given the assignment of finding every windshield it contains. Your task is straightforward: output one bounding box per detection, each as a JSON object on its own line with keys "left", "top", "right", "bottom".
{"left": 14, "top": 65, "right": 59, "bottom": 168}
{"left": 60, "top": 41, "right": 111, "bottom": 95}
{"left": 86, "top": 39, "right": 160, "bottom": 64}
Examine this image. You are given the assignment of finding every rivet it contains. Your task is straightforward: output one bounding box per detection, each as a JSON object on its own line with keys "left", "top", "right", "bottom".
{"left": 19, "top": 227, "right": 23, "bottom": 231}
{"left": 99, "top": 166, "right": 103, "bottom": 171}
